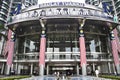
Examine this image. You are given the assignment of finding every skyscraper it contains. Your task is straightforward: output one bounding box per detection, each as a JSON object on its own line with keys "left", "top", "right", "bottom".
{"left": 85, "top": 0, "right": 120, "bottom": 21}
{"left": 112, "top": 0, "right": 120, "bottom": 21}
{"left": 22, "top": 0, "right": 38, "bottom": 9}
{"left": 85, "top": 0, "right": 120, "bottom": 49}
{"left": 0, "top": 0, "right": 10, "bottom": 26}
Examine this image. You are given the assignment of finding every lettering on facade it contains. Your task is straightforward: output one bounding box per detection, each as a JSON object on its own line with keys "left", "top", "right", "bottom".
{"left": 11, "top": 6, "right": 113, "bottom": 23}
{"left": 39, "top": 2, "right": 85, "bottom": 8}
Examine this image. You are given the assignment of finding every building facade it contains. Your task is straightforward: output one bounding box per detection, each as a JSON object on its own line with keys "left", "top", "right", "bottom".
{"left": 0, "top": 0, "right": 120, "bottom": 76}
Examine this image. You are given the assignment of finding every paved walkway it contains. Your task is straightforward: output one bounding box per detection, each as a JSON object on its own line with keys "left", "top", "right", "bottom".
{"left": 20, "top": 75, "right": 112, "bottom": 80}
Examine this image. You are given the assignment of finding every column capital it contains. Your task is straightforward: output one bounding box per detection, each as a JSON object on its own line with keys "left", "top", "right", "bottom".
{"left": 78, "top": 19, "right": 86, "bottom": 28}
{"left": 39, "top": 19, "right": 47, "bottom": 37}
{"left": 39, "top": 19, "right": 47, "bottom": 27}
{"left": 78, "top": 19, "right": 86, "bottom": 37}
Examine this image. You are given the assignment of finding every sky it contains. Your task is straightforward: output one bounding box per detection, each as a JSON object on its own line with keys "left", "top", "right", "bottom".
{"left": 38, "top": 0, "right": 85, "bottom": 4}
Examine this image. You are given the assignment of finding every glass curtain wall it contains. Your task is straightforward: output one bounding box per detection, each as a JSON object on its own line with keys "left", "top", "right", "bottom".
{"left": 46, "top": 23, "right": 79, "bottom": 53}
{"left": 17, "top": 24, "right": 41, "bottom": 54}
{"left": 84, "top": 24, "right": 110, "bottom": 59}
{"left": 18, "top": 35, "right": 40, "bottom": 53}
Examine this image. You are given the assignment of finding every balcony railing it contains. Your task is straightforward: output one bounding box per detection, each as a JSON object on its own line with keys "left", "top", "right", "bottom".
{"left": 15, "top": 52, "right": 112, "bottom": 62}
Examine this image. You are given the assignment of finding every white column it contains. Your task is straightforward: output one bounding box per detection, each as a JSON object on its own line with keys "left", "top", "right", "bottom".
{"left": 108, "top": 62, "right": 111, "bottom": 74}
{"left": 47, "top": 64, "right": 49, "bottom": 75}
{"left": 30, "top": 63, "right": 33, "bottom": 75}
{"left": 1, "top": 63, "right": 5, "bottom": 74}
{"left": 113, "top": 63, "right": 116, "bottom": 74}
{"left": 15, "top": 63, "right": 18, "bottom": 74}
{"left": 39, "top": 65, "right": 44, "bottom": 76}
{"left": 82, "top": 64, "right": 87, "bottom": 75}
{"left": 77, "top": 64, "right": 79, "bottom": 75}
{"left": 18, "top": 64, "right": 21, "bottom": 75}
{"left": 11, "top": 64, "right": 14, "bottom": 71}
{"left": 116, "top": 64, "right": 120, "bottom": 74}
{"left": 92, "top": 63, "right": 95, "bottom": 71}
{"left": 6, "top": 65, "right": 11, "bottom": 75}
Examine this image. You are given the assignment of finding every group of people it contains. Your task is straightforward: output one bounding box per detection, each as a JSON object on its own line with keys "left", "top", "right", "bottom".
{"left": 95, "top": 69, "right": 99, "bottom": 77}
{"left": 53, "top": 69, "right": 100, "bottom": 78}
{"left": 54, "top": 71, "right": 60, "bottom": 77}
{"left": 91, "top": 69, "right": 99, "bottom": 77}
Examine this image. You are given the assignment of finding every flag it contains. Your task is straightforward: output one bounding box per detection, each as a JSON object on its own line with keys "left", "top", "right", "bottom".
{"left": 11, "top": 4, "right": 21, "bottom": 15}
{"left": 102, "top": 2, "right": 112, "bottom": 14}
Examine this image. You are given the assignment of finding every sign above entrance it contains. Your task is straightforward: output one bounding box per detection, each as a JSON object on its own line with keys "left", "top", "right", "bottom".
{"left": 8, "top": 2, "right": 115, "bottom": 24}
{"left": 38, "top": 0, "right": 85, "bottom": 4}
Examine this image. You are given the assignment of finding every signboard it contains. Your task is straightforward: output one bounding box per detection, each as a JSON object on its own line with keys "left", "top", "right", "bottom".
{"left": 9, "top": 2, "right": 113, "bottom": 24}
{"left": 38, "top": 0, "right": 85, "bottom": 4}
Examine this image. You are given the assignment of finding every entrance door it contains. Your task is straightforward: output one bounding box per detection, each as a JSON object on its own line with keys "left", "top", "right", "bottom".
{"left": 49, "top": 66, "right": 76, "bottom": 76}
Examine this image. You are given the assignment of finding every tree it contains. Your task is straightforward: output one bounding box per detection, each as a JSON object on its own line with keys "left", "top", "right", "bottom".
{"left": 0, "top": 24, "right": 4, "bottom": 29}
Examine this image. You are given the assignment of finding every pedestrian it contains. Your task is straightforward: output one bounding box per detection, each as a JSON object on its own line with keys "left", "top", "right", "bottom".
{"left": 95, "top": 69, "right": 99, "bottom": 77}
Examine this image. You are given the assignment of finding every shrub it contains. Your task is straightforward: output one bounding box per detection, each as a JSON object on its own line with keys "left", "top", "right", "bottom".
{"left": 0, "top": 24, "right": 4, "bottom": 29}
{"left": 0, "top": 75, "right": 30, "bottom": 80}
{"left": 100, "top": 75, "right": 120, "bottom": 80}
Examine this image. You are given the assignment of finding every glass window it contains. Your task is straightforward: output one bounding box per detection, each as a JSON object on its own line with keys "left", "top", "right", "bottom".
{"left": 18, "top": 36, "right": 25, "bottom": 53}
{"left": 85, "top": 34, "right": 100, "bottom": 52}
{"left": 1, "top": 8, "right": 8, "bottom": 13}
{"left": 47, "top": 24, "right": 79, "bottom": 52}
{"left": 18, "top": 35, "right": 40, "bottom": 53}
{"left": 99, "top": 35, "right": 107, "bottom": 52}
{"left": 2, "top": 3, "right": 9, "bottom": 9}
{"left": 84, "top": 24, "right": 108, "bottom": 53}
{"left": 16, "top": 25, "right": 41, "bottom": 35}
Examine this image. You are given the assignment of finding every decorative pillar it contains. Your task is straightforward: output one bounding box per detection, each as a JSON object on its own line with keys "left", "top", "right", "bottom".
{"left": 78, "top": 19, "right": 87, "bottom": 76}
{"left": 110, "top": 30, "right": 120, "bottom": 74}
{"left": 5, "top": 30, "right": 15, "bottom": 75}
{"left": 39, "top": 19, "right": 46, "bottom": 76}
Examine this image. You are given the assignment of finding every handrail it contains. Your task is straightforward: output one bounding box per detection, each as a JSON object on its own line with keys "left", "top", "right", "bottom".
{"left": 15, "top": 52, "right": 111, "bottom": 60}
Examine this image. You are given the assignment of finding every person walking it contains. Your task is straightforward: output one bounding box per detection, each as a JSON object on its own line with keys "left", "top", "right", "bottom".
{"left": 95, "top": 69, "right": 99, "bottom": 78}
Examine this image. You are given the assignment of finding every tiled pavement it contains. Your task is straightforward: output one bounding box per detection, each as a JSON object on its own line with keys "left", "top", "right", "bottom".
{"left": 20, "top": 75, "right": 112, "bottom": 80}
